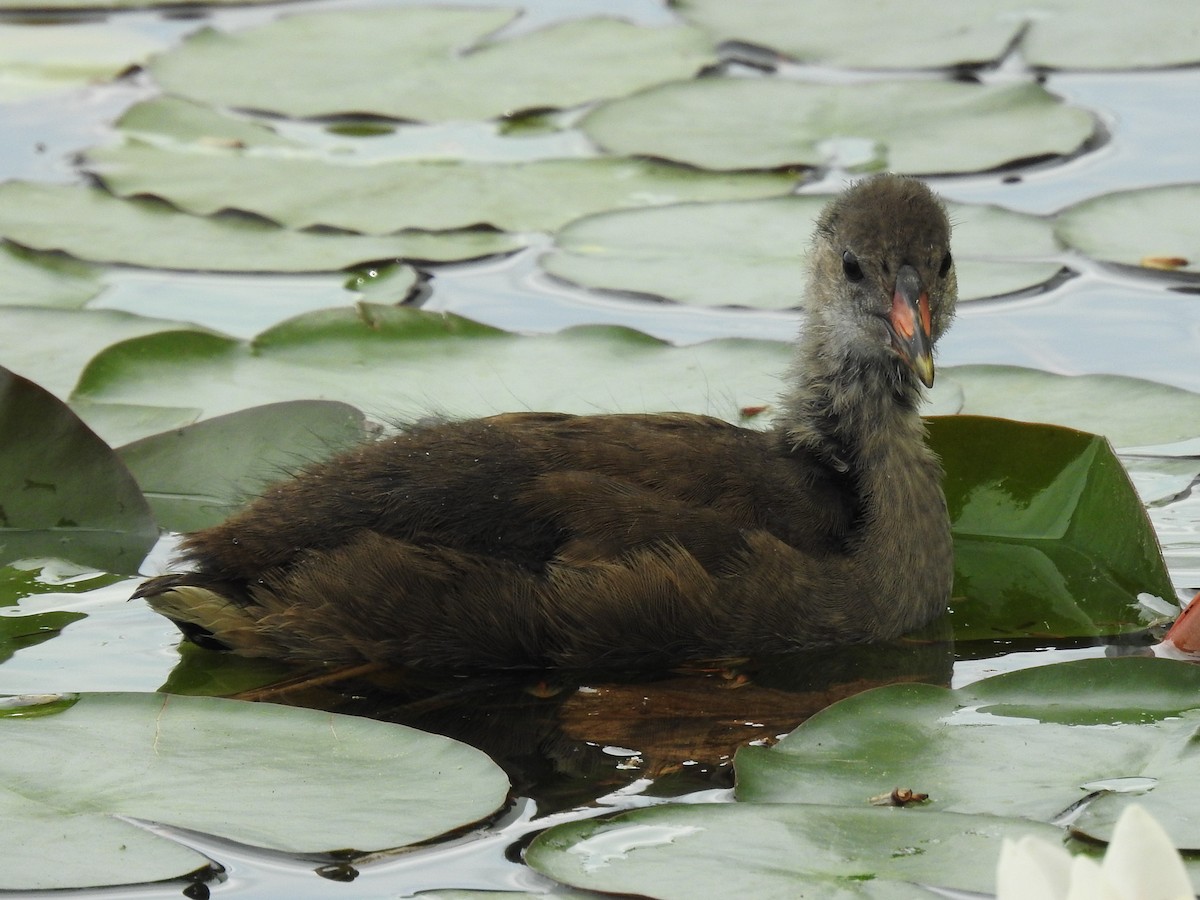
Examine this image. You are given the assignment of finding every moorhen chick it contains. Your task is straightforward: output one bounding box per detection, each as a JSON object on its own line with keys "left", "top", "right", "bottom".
{"left": 136, "top": 174, "right": 957, "bottom": 669}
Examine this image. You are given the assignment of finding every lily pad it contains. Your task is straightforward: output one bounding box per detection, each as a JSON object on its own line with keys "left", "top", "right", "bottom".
{"left": 1055, "top": 184, "right": 1200, "bottom": 274}
{"left": 735, "top": 658, "right": 1200, "bottom": 849}
{"left": 70, "top": 400, "right": 201, "bottom": 450}
{"left": 0, "top": 243, "right": 101, "bottom": 309}
{"left": 527, "top": 803, "right": 1065, "bottom": 899}
{"left": 0, "top": 181, "right": 495, "bottom": 272}
{"left": 936, "top": 366, "right": 1200, "bottom": 448}
{"left": 147, "top": 8, "right": 715, "bottom": 121}
{"left": 676, "top": 0, "right": 1200, "bottom": 70}
{"left": 0, "top": 691, "right": 510, "bottom": 890}
{"left": 581, "top": 78, "right": 1095, "bottom": 174}
{"left": 113, "top": 94, "right": 302, "bottom": 150}
{"left": 930, "top": 416, "right": 1175, "bottom": 640}
{"left": 0, "top": 365, "right": 156, "bottom": 573}
{"left": 0, "top": 22, "right": 164, "bottom": 92}
{"left": 0, "top": 610, "right": 86, "bottom": 666}
{"left": 71, "top": 307, "right": 794, "bottom": 424}
{"left": 118, "top": 400, "right": 370, "bottom": 532}
{"left": 0, "top": 306, "right": 207, "bottom": 401}
{"left": 86, "top": 142, "right": 796, "bottom": 234}
{"left": 543, "top": 195, "right": 1062, "bottom": 307}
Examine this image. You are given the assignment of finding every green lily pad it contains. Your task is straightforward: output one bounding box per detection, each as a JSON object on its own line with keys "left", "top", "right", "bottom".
{"left": 118, "top": 400, "right": 369, "bottom": 532}
{"left": 0, "top": 365, "right": 156, "bottom": 574}
{"left": 930, "top": 416, "right": 1174, "bottom": 640}
{"left": 676, "top": 0, "right": 1200, "bottom": 70}
{"left": 543, "top": 195, "right": 1061, "bottom": 307}
{"left": 0, "top": 306, "right": 205, "bottom": 401}
{"left": 0, "top": 691, "right": 510, "bottom": 890}
{"left": 0, "top": 181, "right": 492, "bottom": 272}
{"left": 69, "top": 400, "right": 201, "bottom": 450}
{"left": 0, "top": 22, "right": 164, "bottom": 90}
{"left": 581, "top": 78, "right": 1095, "bottom": 174}
{"left": 0, "top": 610, "right": 87, "bottom": 666}
{"left": 87, "top": 142, "right": 795, "bottom": 234}
{"left": 736, "top": 658, "right": 1200, "bottom": 848}
{"left": 1055, "top": 184, "right": 1200, "bottom": 274}
{"left": 113, "top": 94, "right": 302, "bottom": 150}
{"left": 936, "top": 366, "right": 1200, "bottom": 449}
{"left": 527, "top": 803, "right": 1065, "bottom": 899}
{"left": 147, "top": 8, "right": 715, "bottom": 121}
{"left": 0, "top": 244, "right": 101, "bottom": 309}
{"left": 71, "top": 307, "right": 794, "bottom": 424}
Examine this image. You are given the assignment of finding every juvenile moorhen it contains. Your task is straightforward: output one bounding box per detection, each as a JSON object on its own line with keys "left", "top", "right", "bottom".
{"left": 136, "top": 174, "right": 957, "bottom": 669}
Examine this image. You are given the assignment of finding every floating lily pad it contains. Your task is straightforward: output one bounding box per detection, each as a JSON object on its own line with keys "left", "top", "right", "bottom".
{"left": 736, "top": 658, "right": 1200, "bottom": 851}
{"left": 0, "top": 691, "right": 510, "bottom": 890}
{"left": 113, "top": 95, "right": 302, "bottom": 150}
{"left": 148, "top": 8, "right": 715, "bottom": 121}
{"left": 0, "top": 306, "right": 206, "bottom": 401}
{"left": 930, "top": 416, "right": 1175, "bottom": 640}
{"left": 582, "top": 78, "right": 1095, "bottom": 174}
{"left": 69, "top": 400, "right": 201, "bottom": 450}
{"left": 676, "top": 0, "right": 1200, "bottom": 70}
{"left": 0, "top": 181, "right": 505, "bottom": 272}
{"left": 0, "top": 244, "right": 101, "bottom": 309}
{"left": 72, "top": 307, "right": 795, "bottom": 424}
{"left": 528, "top": 802, "right": 1064, "bottom": 899}
{"left": 0, "top": 365, "right": 156, "bottom": 573}
{"left": 87, "top": 142, "right": 795, "bottom": 234}
{"left": 0, "top": 23, "right": 164, "bottom": 97}
{"left": 936, "top": 366, "right": 1200, "bottom": 448}
{"left": 542, "top": 195, "right": 1061, "bottom": 307}
{"left": 118, "top": 400, "right": 369, "bottom": 532}
{"left": 1055, "top": 184, "right": 1200, "bottom": 274}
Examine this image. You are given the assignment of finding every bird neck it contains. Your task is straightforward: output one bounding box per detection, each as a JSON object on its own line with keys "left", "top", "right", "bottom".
{"left": 775, "top": 324, "right": 928, "bottom": 475}
{"left": 772, "top": 324, "right": 952, "bottom": 637}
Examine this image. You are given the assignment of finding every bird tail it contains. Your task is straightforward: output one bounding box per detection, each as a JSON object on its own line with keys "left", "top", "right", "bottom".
{"left": 133, "top": 575, "right": 287, "bottom": 658}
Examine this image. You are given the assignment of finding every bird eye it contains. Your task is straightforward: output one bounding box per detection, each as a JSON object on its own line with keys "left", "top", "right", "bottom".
{"left": 842, "top": 250, "right": 864, "bottom": 282}
{"left": 938, "top": 251, "right": 953, "bottom": 278}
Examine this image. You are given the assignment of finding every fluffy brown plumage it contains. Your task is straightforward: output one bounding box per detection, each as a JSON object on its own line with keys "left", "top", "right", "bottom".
{"left": 135, "top": 174, "right": 957, "bottom": 670}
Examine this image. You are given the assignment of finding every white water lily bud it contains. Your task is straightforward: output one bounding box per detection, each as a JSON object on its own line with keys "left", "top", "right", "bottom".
{"left": 996, "top": 805, "right": 1194, "bottom": 900}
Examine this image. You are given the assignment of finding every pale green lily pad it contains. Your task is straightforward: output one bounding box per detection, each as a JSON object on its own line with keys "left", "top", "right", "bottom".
{"left": 0, "top": 366, "right": 156, "bottom": 574}
{"left": 113, "top": 94, "right": 301, "bottom": 150}
{"left": 0, "top": 691, "right": 510, "bottom": 890}
{"left": 0, "top": 182, "right": 402, "bottom": 272}
{"left": 582, "top": 78, "right": 1094, "bottom": 174}
{"left": 543, "top": 195, "right": 1061, "bottom": 307}
{"left": 0, "top": 244, "right": 101, "bottom": 309}
{"left": 87, "top": 142, "right": 795, "bottom": 233}
{"left": 935, "top": 366, "right": 1200, "bottom": 448}
{"left": 0, "top": 22, "right": 163, "bottom": 84}
{"left": 65, "top": 310, "right": 1200, "bottom": 450}
{"left": 0, "top": 307, "right": 188, "bottom": 404}
{"left": 0, "top": 181, "right": 515, "bottom": 272}
{"left": 72, "top": 308, "right": 793, "bottom": 425}
{"left": 118, "top": 400, "right": 369, "bottom": 532}
{"left": 70, "top": 401, "right": 201, "bottom": 450}
{"left": 528, "top": 803, "right": 1065, "bottom": 899}
{"left": 736, "top": 658, "right": 1200, "bottom": 851}
{"left": 148, "top": 8, "right": 715, "bottom": 121}
{"left": 677, "top": 0, "right": 1200, "bottom": 70}
{"left": 1055, "top": 184, "right": 1200, "bottom": 273}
